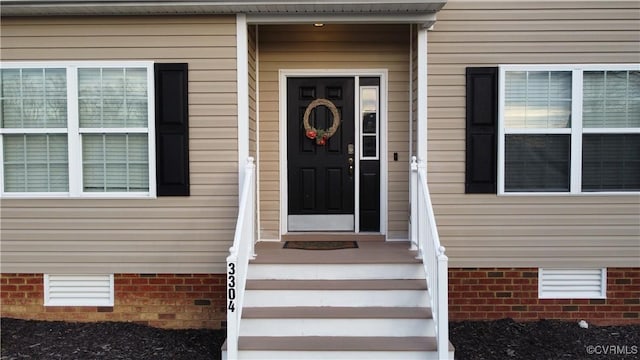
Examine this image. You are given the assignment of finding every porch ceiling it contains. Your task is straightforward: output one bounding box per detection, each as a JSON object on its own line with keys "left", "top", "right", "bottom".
{"left": 1, "top": 1, "right": 447, "bottom": 23}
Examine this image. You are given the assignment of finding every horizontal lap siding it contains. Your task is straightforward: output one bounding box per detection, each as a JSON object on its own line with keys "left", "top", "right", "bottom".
{"left": 258, "top": 25, "right": 410, "bottom": 239}
{"left": 429, "top": 0, "right": 640, "bottom": 267}
{"left": 0, "top": 16, "right": 238, "bottom": 274}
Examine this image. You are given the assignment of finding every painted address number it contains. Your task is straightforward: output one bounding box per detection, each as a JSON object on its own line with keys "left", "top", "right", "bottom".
{"left": 228, "top": 262, "right": 236, "bottom": 312}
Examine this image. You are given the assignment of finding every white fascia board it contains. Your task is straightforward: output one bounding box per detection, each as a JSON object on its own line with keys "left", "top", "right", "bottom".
{"left": 1, "top": 1, "right": 446, "bottom": 18}
{"left": 247, "top": 13, "right": 437, "bottom": 26}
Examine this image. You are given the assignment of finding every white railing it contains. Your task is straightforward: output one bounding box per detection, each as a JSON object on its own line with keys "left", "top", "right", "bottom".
{"left": 226, "top": 157, "right": 256, "bottom": 360}
{"left": 410, "top": 156, "right": 449, "bottom": 359}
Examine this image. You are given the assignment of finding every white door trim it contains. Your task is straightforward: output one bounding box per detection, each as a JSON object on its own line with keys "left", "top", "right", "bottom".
{"left": 278, "top": 69, "right": 388, "bottom": 237}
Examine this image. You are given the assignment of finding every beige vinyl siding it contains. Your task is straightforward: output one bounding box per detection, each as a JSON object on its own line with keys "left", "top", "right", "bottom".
{"left": 257, "top": 24, "right": 411, "bottom": 239}
{"left": 0, "top": 15, "right": 239, "bottom": 274}
{"left": 429, "top": 0, "right": 640, "bottom": 267}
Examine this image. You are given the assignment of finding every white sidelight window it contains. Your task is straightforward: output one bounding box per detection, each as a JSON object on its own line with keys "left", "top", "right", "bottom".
{"left": 0, "top": 62, "right": 155, "bottom": 197}
{"left": 499, "top": 64, "right": 640, "bottom": 195}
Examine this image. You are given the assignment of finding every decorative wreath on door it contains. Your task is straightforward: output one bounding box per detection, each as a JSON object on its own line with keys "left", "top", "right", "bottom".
{"left": 303, "top": 98, "right": 341, "bottom": 145}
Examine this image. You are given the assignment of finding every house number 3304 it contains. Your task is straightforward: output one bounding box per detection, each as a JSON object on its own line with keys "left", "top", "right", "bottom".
{"left": 227, "top": 262, "right": 236, "bottom": 312}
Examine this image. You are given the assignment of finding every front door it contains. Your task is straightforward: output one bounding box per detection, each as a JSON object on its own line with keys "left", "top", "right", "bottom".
{"left": 287, "top": 77, "right": 355, "bottom": 231}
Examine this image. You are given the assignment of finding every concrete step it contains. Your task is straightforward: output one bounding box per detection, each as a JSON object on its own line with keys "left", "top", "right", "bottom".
{"left": 251, "top": 241, "right": 420, "bottom": 265}
{"left": 247, "top": 263, "right": 424, "bottom": 280}
{"left": 246, "top": 279, "right": 427, "bottom": 291}
{"left": 233, "top": 336, "right": 445, "bottom": 360}
{"left": 242, "top": 306, "right": 432, "bottom": 319}
{"left": 244, "top": 289, "right": 429, "bottom": 307}
{"left": 241, "top": 307, "right": 434, "bottom": 337}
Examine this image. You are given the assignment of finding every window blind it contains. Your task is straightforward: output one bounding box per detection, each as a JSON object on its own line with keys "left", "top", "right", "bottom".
{"left": 3, "top": 134, "right": 68, "bottom": 192}
{"left": 78, "top": 68, "right": 147, "bottom": 128}
{"left": 583, "top": 70, "right": 640, "bottom": 128}
{"left": 583, "top": 134, "right": 640, "bottom": 191}
{"left": 505, "top": 134, "right": 570, "bottom": 192}
{"left": 504, "top": 71, "right": 571, "bottom": 129}
{"left": 82, "top": 134, "right": 149, "bottom": 192}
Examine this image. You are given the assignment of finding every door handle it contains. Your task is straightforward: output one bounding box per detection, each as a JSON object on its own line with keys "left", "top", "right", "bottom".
{"left": 348, "top": 157, "right": 354, "bottom": 176}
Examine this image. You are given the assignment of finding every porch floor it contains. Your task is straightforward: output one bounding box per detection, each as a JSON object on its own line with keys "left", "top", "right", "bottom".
{"left": 252, "top": 241, "right": 420, "bottom": 264}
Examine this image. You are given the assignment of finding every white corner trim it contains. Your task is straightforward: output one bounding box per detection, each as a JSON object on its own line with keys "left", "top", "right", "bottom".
{"left": 236, "top": 13, "right": 250, "bottom": 198}
{"left": 44, "top": 274, "right": 114, "bottom": 307}
{"left": 416, "top": 26, "right": 428, "bottom": 164}
{"left": 254, "top": 25, "right": 262, "bottom": 241}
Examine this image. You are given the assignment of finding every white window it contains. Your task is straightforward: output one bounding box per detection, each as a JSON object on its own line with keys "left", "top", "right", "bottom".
{"left": 0, "top": 62, "right": 155, "bottom": 198}
{"left": 44, "top": 274, "right": 114, "bottom": 306}
{"left": 538, "top": 268, "right": 607, "bottom": 299}
{"left": 499, "top": 64, "right": 639, "bottom": 194}
{"left": 360, "top": 86, "right": 379, "bottom": 160}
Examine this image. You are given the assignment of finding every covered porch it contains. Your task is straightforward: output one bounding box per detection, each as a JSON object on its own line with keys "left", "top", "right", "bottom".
{"left": 228, "top": 1, "right": 451, "bottom": 358}
{"left": 234, "top": 2, "right": 443, "bottom": 242}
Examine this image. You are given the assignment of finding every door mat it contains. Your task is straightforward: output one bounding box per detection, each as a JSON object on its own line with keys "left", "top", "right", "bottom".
{"left": 283, "top": 241, "right": 358, "bottom": 250}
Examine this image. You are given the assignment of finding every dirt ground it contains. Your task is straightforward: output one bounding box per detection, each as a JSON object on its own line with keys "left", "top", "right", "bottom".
{"left": 2, "top": 317, "right": 639, "bottom": 359}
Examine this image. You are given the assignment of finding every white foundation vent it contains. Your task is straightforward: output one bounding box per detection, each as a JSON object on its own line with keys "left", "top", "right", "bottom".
{"left": 44, "top": 274, "right": 114, "bottom": 306}
{"left": 538, "top": 268, "right": 606, "bottom": 299}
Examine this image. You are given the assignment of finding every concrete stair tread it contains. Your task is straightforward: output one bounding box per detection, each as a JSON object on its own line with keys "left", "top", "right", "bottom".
{"left": 238, "top": 336, "right": 437, "bottom": 352}
{"left": 251, "top": 241, "right": 420, "bottom": 264}
{"left": 246, "top": 279, "right": 427, "bottom": 290}
{"left": 242, "top": 306, "right": 432, "bottom": 319}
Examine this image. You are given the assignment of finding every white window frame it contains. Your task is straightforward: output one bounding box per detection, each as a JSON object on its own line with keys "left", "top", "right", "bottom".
{"left": 498, "top": 64, "right": 640, "bottom": 196}
{"left": 0, "top": 61, "right": 156, "bottom": 198}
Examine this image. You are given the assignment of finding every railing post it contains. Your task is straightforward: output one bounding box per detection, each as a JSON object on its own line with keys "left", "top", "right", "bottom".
{"left": 226, "top": 254, "right": 238, "bottom": 359}
{"left": 225, "top": 156, "right": 257, "bottom": 360}
{"left": 410, "top": 156, "right": 418, "bottom": 251}
{"left": 437, "top": 247, "right": 449, "bottom": 359}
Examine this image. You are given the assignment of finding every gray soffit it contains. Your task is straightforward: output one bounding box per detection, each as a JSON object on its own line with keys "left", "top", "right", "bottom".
{"left": 0, "top": 1, "right": 447, "bottom": 25}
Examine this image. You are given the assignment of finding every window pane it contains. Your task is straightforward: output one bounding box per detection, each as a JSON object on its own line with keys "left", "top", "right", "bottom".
{"left": 362, "top": 135, "right": 377, "bottom": 157}
{"left": 362, "top": 113, "right": 376, "bottom": 134}
{"left": 1, "top": 69, "right": 20, "bottom": 98}
{"left": 78, "top": 68, "right": 148, "bottom": 128}
{"left": 583, "top": 70, "right": 640, "bottom": 128}
{"left": 3, "top": 134, "right": 68, "bottom": 192}
{"left": 0, "top": 68, "right": 67, "bottom": 128}
{"left": 505, "top": 134, "right": 570, "bottom": 192}
{"left": 582, "top": 134, "right": 640, "bottom": 191}
{"left": 1, "top": 99, "right": 22, "bottom": 128}
{"left": 82, "top": 134, "right": 149, "bottom": 192}
{"left": 505, "top": 71, "right": 571, "bottom": 129}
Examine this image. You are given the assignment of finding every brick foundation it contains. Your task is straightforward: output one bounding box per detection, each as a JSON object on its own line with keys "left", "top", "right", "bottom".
{"left": 449, "top": 267, "right": 640, "bottom": 325}
{"left": 0, "top": 273, "right": 226, "bottom": 329}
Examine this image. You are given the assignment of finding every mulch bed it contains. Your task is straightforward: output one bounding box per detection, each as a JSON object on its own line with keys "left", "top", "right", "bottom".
{"left": 0, "top": 318, "right": 225, "bottom": 360}
{"left": 2, "top": 317, "right": 639, "bottom": 359}
{"left": 450, "top": 318, "right": 639, "bottom": 359}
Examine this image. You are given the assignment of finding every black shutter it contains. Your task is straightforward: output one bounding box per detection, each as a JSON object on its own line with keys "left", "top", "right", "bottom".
{"left": 155, "top": 63, "right": 190, "bottom": 196}
{"left": 465, "top": 67, "right": 498, "bottom": 194}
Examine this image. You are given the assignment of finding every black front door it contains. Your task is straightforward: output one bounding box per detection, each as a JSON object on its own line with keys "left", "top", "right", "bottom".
{"left": 287, "top": 77, "right": 355, "bottom": 231}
